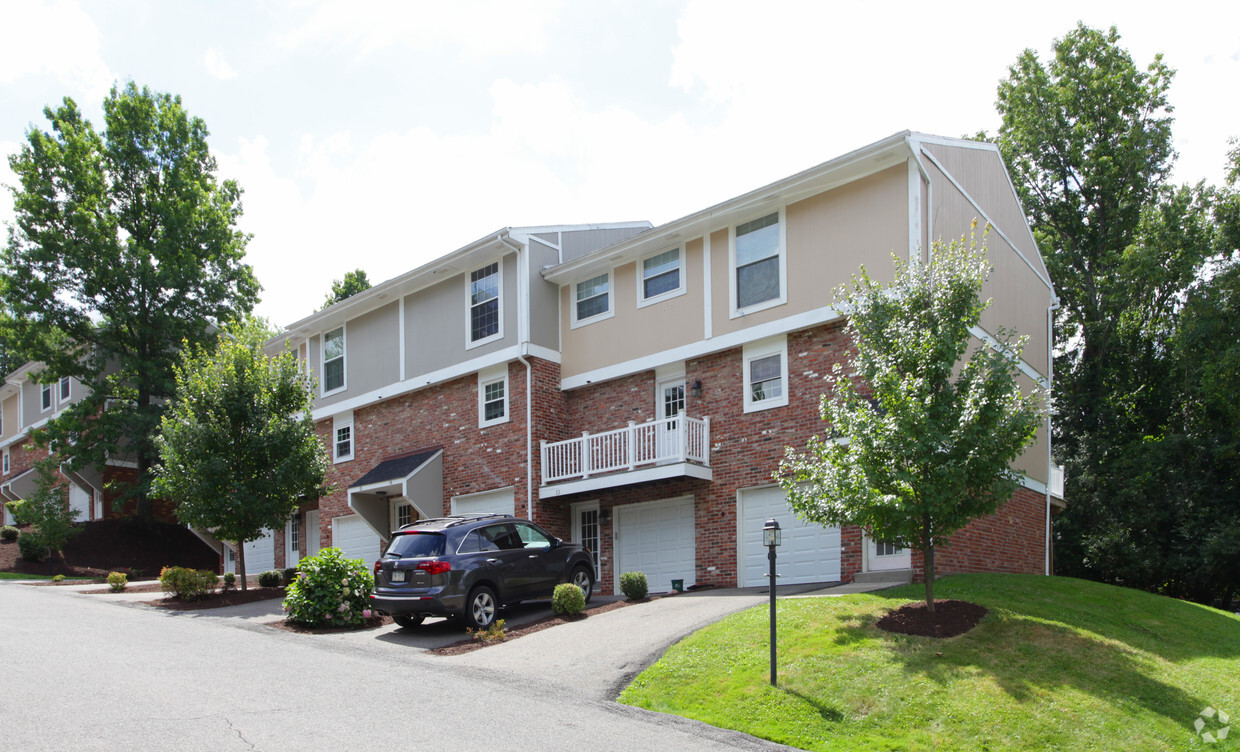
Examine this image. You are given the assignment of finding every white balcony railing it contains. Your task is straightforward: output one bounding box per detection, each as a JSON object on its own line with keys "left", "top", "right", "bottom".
{"left": 540, "top": 415, "right": 711, "bottom": 485}
{"left": 1050, "top": 464, "right": 1066, "bottom": 498}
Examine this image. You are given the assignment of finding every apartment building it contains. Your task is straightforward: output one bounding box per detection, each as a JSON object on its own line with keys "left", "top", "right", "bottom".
{"left": 243, "top": 131, "right": 1064, "bottom": 593}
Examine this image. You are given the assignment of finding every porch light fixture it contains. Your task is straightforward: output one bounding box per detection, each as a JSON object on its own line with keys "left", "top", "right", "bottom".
{"left": 691, "top": 379, "right": 703, "bottom": 398}
{"left": 763, "top": 517, "right": 781, "bottom": 687}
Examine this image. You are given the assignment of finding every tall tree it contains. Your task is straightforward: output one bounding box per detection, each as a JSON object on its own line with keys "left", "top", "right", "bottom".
{"left": 153, "top": 318, "right": 327, "bottom": 590}
{"left": 320, "top": 269, "right": 371, "bottom": 310}
{"left": 1, "top": 82, "right": 259, "bottom": 522}
{"left": 779, "top": 234, "right": 1043, "bottom": 612}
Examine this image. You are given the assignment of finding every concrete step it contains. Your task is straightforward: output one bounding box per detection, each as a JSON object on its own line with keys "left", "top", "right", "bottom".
{"left": 852, "top": 569, "right": 912, "bottom": 585}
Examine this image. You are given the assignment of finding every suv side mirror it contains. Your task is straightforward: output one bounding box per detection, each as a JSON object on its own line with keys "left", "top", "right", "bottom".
{"left": 550, "top": 537, "right": 562, "bottom": 549}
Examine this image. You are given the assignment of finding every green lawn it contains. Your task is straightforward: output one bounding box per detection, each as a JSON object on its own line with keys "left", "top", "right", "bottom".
{"left": 0, "top": 572, "right": 94, "bottom": 581}
{"left": 620, "top": 574, "right": 1239, "bottom": 751}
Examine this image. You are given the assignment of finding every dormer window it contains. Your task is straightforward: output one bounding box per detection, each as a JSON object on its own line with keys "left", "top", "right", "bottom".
{"left": 468, "top": 262, "right": 502, "bottom": 347}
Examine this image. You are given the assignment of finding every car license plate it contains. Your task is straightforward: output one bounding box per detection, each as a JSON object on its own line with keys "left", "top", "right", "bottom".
{"left": 391, "top": 570, "right": 406, "bottom": 583}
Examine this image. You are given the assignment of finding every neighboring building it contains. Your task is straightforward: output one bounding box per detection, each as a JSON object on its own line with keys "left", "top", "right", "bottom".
{"left": 253, "top": 131, "right": 1065, "bottom": 594}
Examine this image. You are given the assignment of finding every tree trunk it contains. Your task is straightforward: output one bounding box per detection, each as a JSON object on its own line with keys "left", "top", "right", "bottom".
{"left": 922, "top": 513, "right": 935, "bottom": 614}
{"left": 238, "top": 540, "right": 248, "bottom": 592}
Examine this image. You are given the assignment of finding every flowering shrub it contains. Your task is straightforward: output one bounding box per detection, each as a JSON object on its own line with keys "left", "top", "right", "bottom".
{"left": 282, "top": 547, "right": 374, "bottom": 628}
{"left": 552, "top": 583, "right": 585, "bottom": 616}
{"left": 107, "top": 572, "right": 128, "bottom": 592}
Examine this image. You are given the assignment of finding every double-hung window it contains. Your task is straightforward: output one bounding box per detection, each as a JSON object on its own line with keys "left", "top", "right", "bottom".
{"left": 733, "top": 211, "right": 785, "bottom": 314}
{"left": 638, "top": 248, "right": 683, "bottom": 305}
{"left": 468, "top": 262, "right": 501, "bottom": 346}
{"left": 333, "top": 412, "right": 353, "bottom": 463}
{"left": 743, "top": 336, "right": 789, "bottom": 412}
{"left": 478, "top": 367, "right": 509, "bottom": 427}
{"left": 2, "top": 449, "right": 9, "bottom": 475}
{"left": 41, "top": 384, "right": 52, "bottom": 412}
{"left": 322, "top": 327, "right": 345, "bottom": 395}
{"left": 573, "top": 272, "right": 612, "bottom": 326}
{"left": 59, "top": 377, "right": 71, "bottom": 402}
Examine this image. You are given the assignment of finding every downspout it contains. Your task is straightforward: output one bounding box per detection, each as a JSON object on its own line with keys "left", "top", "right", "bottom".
{"left": 496, "top": 232, "right": 535, "bottom": 520}
{"left": 1045, "top": 297, "right": 1060, "bottom": 576}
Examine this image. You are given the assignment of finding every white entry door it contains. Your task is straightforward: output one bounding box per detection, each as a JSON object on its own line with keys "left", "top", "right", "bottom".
{"left": 572, "top": 501, "right": 600, "bottom": 574}
{"left": 656, "top": 378, "right": 685, "bottom": 459}
{"left": 868, "top": 536, "right": 911, "bottom": 572}
{"left": 738, "top": 486, "right": 841, "bottom": 587}
{"left": 286, "top": 516, "right": 301, "bottom": 568}
{"left": 614, "top": 497, "right": 695, "bottom": 594}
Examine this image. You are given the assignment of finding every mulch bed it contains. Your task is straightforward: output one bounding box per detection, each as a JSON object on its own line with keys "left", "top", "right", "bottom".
{"left": 876, "top": 599, "right": 988, "bottom": 638}
{"left": 269, "top": 615, "right": 393, "bottom": 634}
{"left": 143, "top": 588, "right": 286, "bottom": 610}
{"left": 430, "top": 597, "right": 640, "bottom": 655}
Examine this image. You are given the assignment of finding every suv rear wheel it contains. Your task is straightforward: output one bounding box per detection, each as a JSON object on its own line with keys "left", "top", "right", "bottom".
{"left": 465, "top": 585, "right": 498, "bottom": 629}
{"left": 571, "top": 565, "right": 594, "bottom": 604}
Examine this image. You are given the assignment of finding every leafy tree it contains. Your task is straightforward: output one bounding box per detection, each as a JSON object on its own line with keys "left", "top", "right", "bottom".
{"left": 5, "top": 457, "right": 81, "bottom": 563}
{"left": 153, "top": 318, "right": 327, "bottom": 590}
{"left": 1, "top": 82, "right": 259, "bottom": 522}
{"left": 320, "top": 269, "right": 371, "bottom": 310}
{"left": 779, "top": 234, "right": 1043, "bottom": 612}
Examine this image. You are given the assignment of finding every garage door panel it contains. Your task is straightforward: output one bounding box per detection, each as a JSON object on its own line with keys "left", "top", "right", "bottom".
{"left": 452, "top": 489, "right": 515, "bottom": 517}
{"left": 740, "top": 486, "right": 839, "bottom": 587}
{"left": 616, "top": 497, "right": 695, "bottom": 594}
{"left": 332, "top": 515, "right": 381, "bottom": 569}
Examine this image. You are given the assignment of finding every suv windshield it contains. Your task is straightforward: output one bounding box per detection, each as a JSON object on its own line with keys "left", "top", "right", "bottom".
{"left": 386, "top": 531, "right": 447, "bottom": 558}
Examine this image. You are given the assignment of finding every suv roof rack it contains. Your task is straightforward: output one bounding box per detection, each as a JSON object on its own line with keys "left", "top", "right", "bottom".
{"left": 395, "top": 513, "right": 514, "bottom": 532}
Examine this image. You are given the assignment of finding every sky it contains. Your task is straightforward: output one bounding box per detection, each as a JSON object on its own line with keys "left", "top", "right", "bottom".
{"left": 1, "top": 0, "right": 1237, "bottom": 329}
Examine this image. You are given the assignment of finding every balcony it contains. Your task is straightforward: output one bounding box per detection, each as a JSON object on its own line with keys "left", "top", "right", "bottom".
{"left": 539, "top": 415, "right": 712, "bottom": 499}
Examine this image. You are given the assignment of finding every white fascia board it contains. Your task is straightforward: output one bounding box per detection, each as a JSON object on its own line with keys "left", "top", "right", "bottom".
{"left": 309, "top": 344, "right": 560, "bottom": 422}
{"left": 1020, "top": 474, "right": 1048, "bottom": 495}
{"left": 968, "top": 325, "right": 1050, "bottom": 388}
{"left": 560, "top": 304, "right": 845, "bottom": 391}
{"left": 538, "top": 462, "right": 712, "bottom": 499}
{"left": 542, "top": 131, "right": 916, "bottom": 284}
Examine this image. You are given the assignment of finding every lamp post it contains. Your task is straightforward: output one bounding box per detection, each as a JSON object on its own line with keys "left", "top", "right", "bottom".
{"left": 763, "top": 518, "right": 782, "bottom": 687}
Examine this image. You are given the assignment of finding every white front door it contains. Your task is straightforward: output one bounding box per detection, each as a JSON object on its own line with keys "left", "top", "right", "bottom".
{"left": 867, "top": 536, "right": 911, "bottom": 572}
{"left": 390, "top": 498, "right": 415, "bottom": 532}
{"left": 656, "top": 377, "right": 685, "bottom": 459}
{"left": 738, "top": 486, "right": 840, "bottom": 587}
{"left": 286, "top": 515, "right": 301, "bottom": 568}
{"left": 614, "top": 496, "right": 695, "bottom": 594}
{"left": 305, "top": 509, "right": 321, "bottom": 557}
{"left": 572, "top": 500, "right": 600, "bottom": 574}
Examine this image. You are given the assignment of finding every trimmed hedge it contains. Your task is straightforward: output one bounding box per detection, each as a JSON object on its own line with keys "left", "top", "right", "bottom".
{"left": 620, "top": 571, "right": 648, "bottom": 600}
{"left": 159, "top": 566, "right": 219, "bottom": 600}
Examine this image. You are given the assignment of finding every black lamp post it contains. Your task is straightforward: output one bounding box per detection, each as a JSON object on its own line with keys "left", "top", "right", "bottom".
{"left": 763, "top": 518, "right": 782, "bottom": 687}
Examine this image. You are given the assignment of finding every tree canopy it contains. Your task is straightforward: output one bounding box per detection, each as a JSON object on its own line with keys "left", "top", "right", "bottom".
{"left": 779, "top": 234, "right": 1043, "bottom": 612}
{"left": 153, "top": 318, "right": 327, "bottom": 589}
{"left": 320, "top": 269, "right": 371, "bottom": 310}
{"left": 1, "top": 82, "right": 259, "bottom": 521}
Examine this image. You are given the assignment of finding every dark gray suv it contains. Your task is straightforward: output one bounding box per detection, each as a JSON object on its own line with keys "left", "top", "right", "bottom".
{"left": 370, "top": 514, "right": 595, "bottom": 629}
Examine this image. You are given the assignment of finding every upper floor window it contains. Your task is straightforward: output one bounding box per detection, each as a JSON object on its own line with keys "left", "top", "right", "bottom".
{"left": 322, "top": 326, "right": 345, "bottom": 395}
{"left": 573, "top": 272, "right": 612, "bottom": 327}
{"left": 59, "top": 377, "right": 71, "bottom": 401}
{"left": 478, "top": 367, "right": 509, "bottom": 428}
{"left": 2, "top": 448, "right": 9, "bottom": 475}
{"left": 41, "top": 384, "right": 52, "bottom": 412}
{"left": 743, "top": 336, "right": 789, "bottom": 413}
{"left": 732, "top": 211, "right": 785, "bottom": 315}
{"left": 333, "top": 412, "right": 353, "bottom": 463}
{"left": 638, "top": 248, "right": 684, "bottom": 306}
{"left": 468, "top": 262, "right": 502, "bottom": 347}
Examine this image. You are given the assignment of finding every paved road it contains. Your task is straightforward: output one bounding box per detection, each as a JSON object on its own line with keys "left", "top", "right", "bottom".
{"left": 0, "top": 582, "right": 800, "bottom": 751}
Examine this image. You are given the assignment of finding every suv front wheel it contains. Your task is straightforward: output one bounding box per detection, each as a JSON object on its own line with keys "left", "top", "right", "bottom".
{"left": 571, "top": 565, "right": 594, "bottom": 604}
{"left": 465, "top": 585, "right": 498, "bottom": 629}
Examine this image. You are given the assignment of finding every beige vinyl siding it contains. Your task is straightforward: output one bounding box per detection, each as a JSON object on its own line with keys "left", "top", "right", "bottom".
{"left": 22, "top": 379, "right": 45, "bottom": 425}
{"left": 712, "top": 164, "right": 907, "bottom": 338}
{"left": 2, "top": 395, "right": 18, "bottom": 440}
{"left": 1013, "top": 371, "right": 1049, "bottom": 484}
{"left": 527, "top": 238, "right": 563, "bottom": 352}
{"left": 560, "top": 240, "right": 704, "bottom": 378}
{"left": 312, "top": 302, "right": 400, "bottom": 410}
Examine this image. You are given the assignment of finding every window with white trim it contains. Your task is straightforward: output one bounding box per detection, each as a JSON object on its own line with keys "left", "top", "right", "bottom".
{"left": 573, "top": 272, "right": 612, "bottom": 326}
{"left": 2, "top": 448, "right": 9, "bottom": 475}
{"left": 638, "top": 248, "right": 683, "bottom": 305}
{"left": 468, "top": 262, "right": 501, "bottom": 346}
{"left": 478, "top": 367, "right": 509, "bottom": 427}
{"left": 732, "top": 211, "right": 785, "bottom": 314}
{"left": 322, "top": 326, "right": 345, "bottom": 395}
{"left": 392, "top": 500, "right": 414, "bottom": 530}
{"left": 333, "top": 412, "right": 354, "bottom": 463}
{"left": 743, "top": 336, "right": 789, "bottom": 413}
{"left": 41, "top": 384, "right": 52, "bottom": 412}
{"left": 59, "top": 377, "right": 71, "bottom": 401}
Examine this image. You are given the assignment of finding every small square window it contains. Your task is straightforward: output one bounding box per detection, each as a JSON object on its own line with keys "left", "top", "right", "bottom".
{"left": 639, "top": 248, "right": 683, "bottom": 305}
{"left": 59, "top": 377, "right": 71, "bottom": 401}
{"left": 333, "top": 413, "right": 354, "bottom": 463}
{"left": 478, "top": 368, "right": 509, "bottom": 427}
{"left": 468, "top": 262, "right": 502, "bottom": 346}
{"left": 322, "top": 327, "right": 345, "bottom": 394}
{"left": 573, "top": 272, "right": 612, "bottom": 326}
{"left": 743, "top": 336, "right": 789, "bottom": 413}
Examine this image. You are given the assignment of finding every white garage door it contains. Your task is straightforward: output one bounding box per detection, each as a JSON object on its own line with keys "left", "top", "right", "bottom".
{"left": 226, "top": 529, "right": 276, "bottom": 574}
{"left": 451, "top": 488, "right": 515, "bottom": 517}
{"left": 739, "top": 486, "right": 840, "bottom": 587}
{"left": 332, "top": 514, "right": 382, "bottom": 568}
{"left": 615, "top": 497, "right": 695, "bottom": 594}
{"left": 68, "top": 483, "right": 91, "bottom": 521}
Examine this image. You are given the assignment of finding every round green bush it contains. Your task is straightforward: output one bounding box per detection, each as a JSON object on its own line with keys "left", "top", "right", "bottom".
{"left": 619, "top": 571, "right": 648, "bottom": 600}
{"left": 222, "top": 571, "right": 237, "bottom": 588}
{"left": 552, "top": 582, "right": 586, "bottom": 616}
{"left": 17, "top": 531, "right": 45, "bottom": 562}
{"left": 159, "top": 566, "right": 218, "bottom": 600}
{"left": 1, "top": 525, "right": 18, "bottom": 541}
{"left": 257, "top": 569, "right": 283, "bottom": 588}
{"left": 282, "top": 567, "right": 298, "bottom": 586}
{"left": 282, "top": 547, "right": 374, "bottom": 628}
{"left": 51, "top": 574, "right": 65, "bottom": 583}
{"left": 107, "top": 572, "right": 128, "bottom": 592}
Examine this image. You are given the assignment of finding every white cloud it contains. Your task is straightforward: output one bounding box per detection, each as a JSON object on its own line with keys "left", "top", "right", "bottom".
{"left": 0, "top": 0, "right": 111, "bottom": 100}
{"left": 277, "top": 0, "right": 564, "bottom": 60}
{"left": 203, "top": 49, "right": 239, "bottom": 80}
